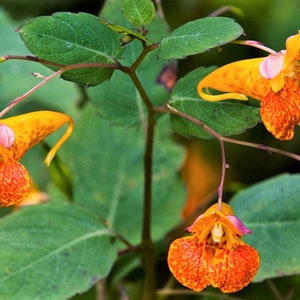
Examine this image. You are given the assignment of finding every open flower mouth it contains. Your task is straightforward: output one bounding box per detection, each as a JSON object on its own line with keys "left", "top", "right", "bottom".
{"left": 168, "top": 203, "right": 260, "bottom": 293}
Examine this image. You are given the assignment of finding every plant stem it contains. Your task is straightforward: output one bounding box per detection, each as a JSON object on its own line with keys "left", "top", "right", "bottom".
{"left": 217, "top": 139, "right": 227, "bottom": 211}
{"left": 154, "top": 104, "right": 300, "bottom": 162}
{"left": 0, "top": 69, "right": 64, "bottom": 118}
{"left": 121, "top": 43, "right": 158, "bottom": 300}
{"left": 141, "top": 108, "right": 156, "bottom": 300}
{"left": 4, "top": 48, "right": 159, "bottom": 298}
{"left": 0, "top": 59, "right": 121, "bottom": 117}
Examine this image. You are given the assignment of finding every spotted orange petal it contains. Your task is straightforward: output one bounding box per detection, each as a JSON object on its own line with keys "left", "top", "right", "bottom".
{"left": 260, "top": 75, "right": 300, "bottom": 140}
{"left": 0, "top": 147, "right": 31, "bottom": 206}
{"left": 168, "top": 236, "right": 211, "bottom": 292}
{"left": 209, "top": 242, "right": 260, "bottom": 293}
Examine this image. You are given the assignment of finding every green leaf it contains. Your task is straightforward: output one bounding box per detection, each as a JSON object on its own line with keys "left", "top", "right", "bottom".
{"left": 169, "top": 67, "right": 260, "bottom": 138}
{"left": 61, "top": 105, "right": 184, "bottom": 245}
{"left": 230, "top": 174, "right": 300, "bottom": 282}
{"left": 158, "top": 17, "right": 243, "bottom": 60}
{"left": 18, "top": 12, "right": 123, "bottom": 86}
{"left": 99, "top": 18, "right": 151, "bottom": 43}
{"left": 0, "top": 202, "right": 118, "bottom": 299}
{"left": 121, "top": 0, "right": 155, "bottom": 26}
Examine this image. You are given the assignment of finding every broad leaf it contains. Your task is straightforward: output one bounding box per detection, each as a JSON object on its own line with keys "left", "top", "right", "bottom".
{"left": 60, "top": 105, "right": 185, "bottom": 245}
{"left": 169, "top": 67, "right": 260, "bottom": 138}
{"left": 121, "top": 0, "right": 155, "bottom": 26}
{"left": 18, "top": 12, "right": 123, "bottom": 86}
{"left": 0, "top": 202, "right": 118, "bottom": 299}
{"left": 230, "top": 173, "right": 300, "bottom": 282}
{"left": 158, "top": 17, "right": 243, "bottom": 59}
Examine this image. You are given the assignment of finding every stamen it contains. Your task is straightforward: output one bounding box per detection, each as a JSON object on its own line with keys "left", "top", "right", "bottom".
{"left": 211, "top": 223, "right": 224, "bottom": 243}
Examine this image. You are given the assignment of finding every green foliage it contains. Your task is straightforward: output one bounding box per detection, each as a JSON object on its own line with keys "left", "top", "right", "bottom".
{"left": 231, "top": 173, "right": 300, "bottom": 282}
{"left": 18, "top": 12, "right": 123, "bottom": 86}
{"left": 0, "top": 203, "right": 118, "bottom": 299}
{"left": 158, "top": 17, "right": 243, "bottom": 59}
{"left": 0, "top": 0, "right": 299, "bottom": 299}
{"left": 61, "top": 105, "right": 184, "bottom": 245}
{"left": 121, "top": 0, "right": 155, "bottom": 26}
{"left": 170, "top": 67, "right": 261, "bottom": 138}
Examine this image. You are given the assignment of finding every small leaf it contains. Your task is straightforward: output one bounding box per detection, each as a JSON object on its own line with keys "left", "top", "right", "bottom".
{"left": 121, "top": 0, "right": 155, "bottom": 26}
{"left": 169, "top": 67, "right": 260, "bottom": 138}
{"left": 0, "top": 202, "right": 118, "bottom": 299}
{"left": 18, "top": 12, "right": 123, "bottom": 86}
{"left": 158, "top": 17, "right": 243, "bottom": 60}
{"left": 99, "top": 18, "right": 151, "bottom": 43}
{"left": 230, "top": 174, "right": 300, "bottom": 282}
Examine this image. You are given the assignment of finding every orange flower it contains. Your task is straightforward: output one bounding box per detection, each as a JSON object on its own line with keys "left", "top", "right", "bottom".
{"left": 167, "top": 203, "right": 260, "bottom": 293}
{"left": 197, "top": 31, "right": 300, "bottom": 140}
{"left": 0, "top": 111, "right": 73, "bottom": 207}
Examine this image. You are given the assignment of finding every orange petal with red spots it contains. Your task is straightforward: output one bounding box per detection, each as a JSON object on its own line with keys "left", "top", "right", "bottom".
{"left": 0, "top": 155, "right": 31, "bottom": 207}
{"left": 209, "top": 243, "right": 260, "bottom": 293}
{"left": 168, "top": 236, "right": 210, "bottom": 292}
{"left": 260, "top": 76, "right": 300, "bottom": 140}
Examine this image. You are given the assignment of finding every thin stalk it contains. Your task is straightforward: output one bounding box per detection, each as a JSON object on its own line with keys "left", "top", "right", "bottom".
{"left": 154, "top": 104, "right": 300, "bottom": 162}
{"left": 1, "top": 54, "right": 122, "bottom": 69}
{"left": 217, "top": 139, "right": 227, "bottom": 211}
{"left": 120, "top": 43, "right": 159, "bottom": 300}
{"left": 221, "top": 137, "right": 300, "bottom": 161}
{"left": 0, "top": 60, "right": 121, "bottom": 117}
{"left": 232, "top": 40, "right": 277, "bottom": 55}
{"left": 141, "top": 109, "right": 156, "bottom": 300}
{"left": 130, "top": 41, "right": 158, "bottom": 72}
{"left": 1, "top": 55, "right": 65, "bottom": 67}
{"left": 0, "top": 69, "right": 64, "bottom": 118}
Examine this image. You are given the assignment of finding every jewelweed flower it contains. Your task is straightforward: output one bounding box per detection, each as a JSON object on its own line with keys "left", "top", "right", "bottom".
{"left": 197, "top": 31, "right": 300, "bottom": 140}
{"left": 168, "top": 203, "right": 260, "bottom": 293}
{"left": 0, "top": 111, "right": 73, "bottom": 207}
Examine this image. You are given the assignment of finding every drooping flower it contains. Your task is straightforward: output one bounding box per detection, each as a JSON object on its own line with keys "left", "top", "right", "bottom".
{"left": 167, "top": 203, "right": 260, "bottom": 293}
{"left": 0, "top": 111, "right": 73, "bottom": 206}
{"left": 197, "top": 31, "right": 300, "bottom": 140}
